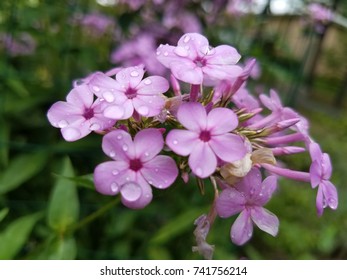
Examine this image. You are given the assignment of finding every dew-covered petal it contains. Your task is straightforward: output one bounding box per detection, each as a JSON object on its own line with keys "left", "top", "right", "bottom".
{"left": 66, "top": 84, "right": 94, "bottom": 108}
{"left": 156, "top": 44, "right": 177, "bottom": 68}
{"left": 132, "top": 94, "right": 165, "bottom": 117}
{"left": 47, "top": 101, "right": 84, "bottom": 128}
{"left": 206, "top": 45, "right": 241, "bottom": 65}
{"left": 209, "top": 133, "right": 247, "bottom": 163}
{"left": 60, "top": 119, "right": 90, "bottom": 141}
{"left": 310, "top": 160, "right": 321, "bottom": 188}
{"left": 166, "top": 129, "right": 199, "bottom": 156}
{"left": 254, "top": 175, "right": 277, "bottom": 205}
{"left": 93, "top": 161, "right": 131, "bottom": 195}
{"left": 177, "top": 102, "right": 207, "bottom": 132}
{"left": 141, "top": 155, "right": 178, "bottom": 189}
{"left": 88, "top": 72, "right": 124, "bottom": 97}
{"left": 321, "top": 180, "right": 338, "bottom": 211}
{"left": 137, "top": 76, "right": 169, "bottom": 95}
{"left": 189, "top": 141, "right": 217, "bottom": 178}
{"left": 115, "top": 65, "right": 145, "bottom": 88}
{"left": 103, "top": 99, "right": 134, "bottom": 120}
{"left": 170, "top": 60, "right": 203, "bottom": 85}
{"left": 234, "top": 167, "right": 262, "bottom": 197}
{"left": 250, "top": 206, "right": 279, "bottom": 237}
{"left": 230, "top": 210, "right": 253, "bottom": 246}
{"left": 207, "top": 107, "right": 238, "bottom": 135}
{"left": 216, "top": 188, "right": 246, "bottom": 218}
{"left": 134, "top": 128, "right": 164, "bottom": 161}
{"left": 203, "top": 64, "right": 243, "bottom": 81}
{"left": 121, "top": 175, "right": 153, "bottom": 209}
{"left": 177, "top": 33, "right": 209, "bottom": 59}
{"left": 102, "top": 129, "right": 135, "bottom": 161}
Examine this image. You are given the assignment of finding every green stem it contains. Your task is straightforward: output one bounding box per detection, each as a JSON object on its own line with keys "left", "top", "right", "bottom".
{"left": 69, "top": 197, "right": 120, "bottom": 233}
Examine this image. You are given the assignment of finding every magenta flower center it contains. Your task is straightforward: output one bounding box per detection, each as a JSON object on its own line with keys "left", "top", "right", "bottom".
{"left": 199, "top": 130, "right": 211, "bottom": 142}
{"left": 129, "top": 158, "right": 143, "bottom": 172}
{"left": 194, "top": 56, "right": 207, "bottom": 68}
{"left": 125, "top": 87, "right": 138, "bottom": 99}
{"left": 83, "top": 107, "right": 94, "bottom": 119}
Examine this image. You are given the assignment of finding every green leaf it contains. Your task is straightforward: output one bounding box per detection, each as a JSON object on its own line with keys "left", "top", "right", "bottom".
{"left": 6, "top": 78, "right": 29, "bottom": 97}
{"left": 0, "top": 208, "right": 9, "bottom": 223}
{"left": 150, "top": 207, "right": 207, "bottom": 245}
{"left": 47, "top": 157, "right": 79, "bottom": 232}
{"left": 0, "top": 118, "right": 9, "bottom": 168}
{"left": 53, "top": 173, "right": 95, "bottom": 190}
{"left": 0, "top": 212, "right": 42, "bottom": 259}
{"left": 0, "top": 151, "right": 47, "bottom": 195}
{"left": 38, "top": 236, "right": 77, "bottom": 260}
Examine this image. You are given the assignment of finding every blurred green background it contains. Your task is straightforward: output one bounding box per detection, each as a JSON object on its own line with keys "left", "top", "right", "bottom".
{"left": 0, "top": 0, "right": 346, "bottom": 260}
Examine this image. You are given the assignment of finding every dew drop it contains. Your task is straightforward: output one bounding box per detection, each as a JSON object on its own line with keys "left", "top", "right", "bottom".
{"left": 110, "top": 182, "right": 119, "bottom": 193}
{"left": 144, "top": 152, "right": 150, "bottom": 157}
{"left": 183, "top": 35, "right": 191, "bottom": 43}
{"left": 247, "top": 231, "right": 252, "bottom": 237}
{"left": 144, "top": 78, "right": 152, "bottom": 85}
{"left": 104, "top": 105, "right": 125, "bottom": 119}
{"left": 155, "top": 168, "right": 159, "bottom": 172}
{"left": 231, "top": 234, "right": 235, "bottom": 239}
{"left": 164, "top": 179, "right": 168, "bottom": 183}
{"left": 92, "top": 86, "right": 100, "bottom": 92}
{"left": 174, "top": 46, "right": 188, "bottom": 57}
{"left": 328, "top": 198, "right": 337, "bottom": 208}
{"left": 172, "top": 139, "right": 178, "bottom": 145}
{"left": 120, "top": 182, "right": 142, "bottom": 202}
{"left": 109, "top": 150, "right": 116, "bottom": 157}
{"left": 103, "top": 91, "right": 115, "bottom": 103}
{"left": 122, "top": 144, "right": 128, "bottom": 151}
{"left": 58, "top": 120, "right": 68, "bottom": 128}
{"left": 195, "top": 167, "right": 203, "bottom": 176}
{"left": 112, "top": 169, "right": 119, "bottom": 175}
{"left": 145, "top": 194, "right": 151, "bottom": 198}
{"left": 117, "top": 134, "right": 123, "bottom": 140}
{"left": 62, "top": 127, "right": 80, "bottom": 141}
{"left": 163, "top": 51, "right": 169, "bottom": 56}
{"left": 130, "top": 70, "right": 139, "bottom": 77}
{"left": 156, "top": 51, "right": 161, "bottom": 56}
{"left": 158, "top": 184, "right": 163, "bottom": 189}
{"left": 89, "top": 123, "right": 101, "bottom": 131}
{"left": 137, "top": 106, "right": 149, "bottom": 116}
{"left": 148, "top": 180, "right": 153, "bottom": 184}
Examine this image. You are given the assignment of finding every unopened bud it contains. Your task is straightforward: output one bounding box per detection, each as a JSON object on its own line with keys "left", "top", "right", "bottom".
{"left": 220, "top": 153, "right": 252, "bottom": 184}
{"left": 251, "top": 148, "right": 276, "bottom": 165}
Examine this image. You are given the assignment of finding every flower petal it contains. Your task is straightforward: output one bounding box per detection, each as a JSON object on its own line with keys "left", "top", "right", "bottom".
{"left": 322, "top": 180, "right": 338, "bottom": 211}
{"left": 88, "top": 72, "right": 125, "bottom": 98}
{"left": 203, "top": 64, "right": 243, "bottom": 81}
{"left": 93, "top": 161, "right": 131, "bottom": 195}
{"left": 177, "top": 33, "right": 209, "bottom": 59}
{"left": 207, "top": 107, "right": 238, "bottom": 135}
{"left": 66, "top": 84, "right": 94, "bottom": 108}
{"left": 134, "top": 128, "right": 164, "bottom": 161}
{"left": 60, "top": 119, "right": 91, "bottom": 141}
{"left": 234, "top": 167, "right": 262, "bottom": 197}
{"left": 209, "top": 133, "right": 247, "bottom": 163}
{"left": 177, "top": 102, "right": 207, "bottom": 132}
{"left": 132, "top": 94, "right": 165, "bottom": 117}
{"left": 310, "top": 160, "right": 322, "bottom": 188}
{"left": 47, "top": 101, "right": 84, "bottom": 128}
{"left": 156, "top": 44, "right": 177, "bottom": 68}
{"left": 206, "top": 45, "right": 241, "bottom": 65}
{"left": 121, "top": 175, "right": 153, "bottom": 209}
{"left": 216, "top": 188, "right": 246, "bottom": 218}
{"left": 115, "top": 65, "right": 145, "bottom": 88}
{"left": 189, "top": 141, "right": 217, "bottom": 178}
{"left": 170, "top": 60, "right": 203, "bottom": 84}
{"left": 251, "top": 206, "right": 279, "bottom": 237}
{"left": 141, "top": 155, "right": 178, "bottom": 189}
{"left": 254, "top": 175, "right": 277, "bottom": 205}
{"left": 137, "top": 76, "right": 169, "bottom": 95}
{"left": 166, "top": 129, "right": 198, "bottom": 156}
{"left": 102, "top": 129, "right": 135, "bottom": 161}
{"left": 230, "top": 210, "right": 253, "bottom": 245}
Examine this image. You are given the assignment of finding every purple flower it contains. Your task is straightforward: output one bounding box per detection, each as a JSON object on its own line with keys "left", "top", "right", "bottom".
{"left": 166, "top": 102, "right": 246, "bottom": 178}
{"left": 309, "top": 142, "right": 338, "bottom": 216}
{"left": 156, "top": 33, "right": 242, "bottom": 85}
{"left": 88, "top": 65, "right": 169, "bottom": 119}
{"left": 76, "top": 12, "right": 115, "bottom": 37}
{"left": 216, "top": 168, "right": 279, "bottom": 245}
{"left": 308, "top": 3, "right": 333, "bottom": 23}
{"left": 47, "top": 84, "right": 115, "bottom": 141}
{"left": 94, "top": 128, "right": 178, "bottom": 209}
{"left": 0, "top": 32, "right": 36, "bottom": 57}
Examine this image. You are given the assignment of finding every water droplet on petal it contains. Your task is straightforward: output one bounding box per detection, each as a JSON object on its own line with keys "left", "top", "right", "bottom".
{"left": 231, "top": 234, "right": 235, "bottom": 239}
{"left": 137, "top": 106, "right": 149, "bottom": 116}
{"left": 148, "top": 180, "right": 153, "bottom": 184}
{"left": 144, "top": 78, "right": 152, "bottom": 85}
{"left": 103, "top": 91, "right": 115, "bottom": 103}
{"left": 247, "top": 231, "right": 252, "bottom": 237}
{"left": 92, "top": 86, "right": 100, "bottom": 92}
{"left": 145, "top": 194, "right": 151, "bottom": 198}
{"left": 112, "top": 169, "right": 119, "bottom": 175}
{"left": 328, "top": 198, "right": 337, "bottom": 209}
{"left": 104, "top": 105, "right": 125, "bottom": 119}
{"left": 58, "top": 120, "right": 69, "bottom": 128}
{"left": 173, "top": 139, "right": 178, "bottom": 145}
{"left": 110, "top": 182, "right": 119, "bottom": 193}
{"left": 130, "top": 70, "right": 139, "bottom": 77}
{"left": 183, "top": 35, "right": 191, "bottom": 43}
{"left": 144, "top": 152, "right": 150, "bottom": 157}
{"left": 120, "top": 182, "right": 142, "bottom": 202}
{"left": 122, "top": 144, "right": 128, "bottom": 151}
{"left": 109, "top": 150, "right": 116, "bottom": 157}
{"left": 163, "top": 51, "right": 169, "bottom": 56}
{"left": 156, "top": 51, "right": 161, "bottom": 56}
{"left": 63, "top": 127, "right": 80, "bottom": 141}
{"left": 174, "top": 46, "right": 188, "bottom": 57}
{"left": 195, "top": 167, "right": 203, "bottom": 176}
{"left": 126, "top": 177, "right": 130, "bottom": 181}
{"left": 158, "top": 184, "right": 163, "bottom": 189}
{"left": 89, "top": 123, "right": 101, "bottom": 131}
{"left": 117, "top": 134, "right": 123, "bottom": 140}
{"left": 155, "top": 168, "right": 159, "bottom": 172}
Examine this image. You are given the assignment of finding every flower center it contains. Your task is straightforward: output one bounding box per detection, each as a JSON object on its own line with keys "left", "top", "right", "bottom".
{"left": 83, "top": 107, "right": 94, "bottom": 120}
{"left": 199, "top": 130, "right": 211, "bottom": 142}
{"left": 125, "top": 87, "right": 137, "bottom": 99}
{"left": 129, "top": 158, "right": 143, "bottom": 172}
{"left": 194, "top": 56, "right": 207, "bottom": 68}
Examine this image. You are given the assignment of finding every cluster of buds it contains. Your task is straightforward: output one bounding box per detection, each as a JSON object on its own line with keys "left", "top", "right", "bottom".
{"left": 47, "top": 33, "right": 338, "bottom": 259}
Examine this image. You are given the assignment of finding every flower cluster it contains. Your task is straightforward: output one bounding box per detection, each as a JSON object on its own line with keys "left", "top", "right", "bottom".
{"left": 47, "top": 33, "right": 338, "bottom": 259}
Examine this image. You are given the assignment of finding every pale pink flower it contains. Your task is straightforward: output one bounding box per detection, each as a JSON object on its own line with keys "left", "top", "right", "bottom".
{"left": 166, "top": 102, "right": 247, "bottom": 178}
{"left": 94, "top": 128, "right": 178, "bottom": 209}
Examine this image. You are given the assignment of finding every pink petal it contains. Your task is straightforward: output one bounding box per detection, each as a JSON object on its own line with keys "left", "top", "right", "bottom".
{"left": 251, "top": 206, "right": 279, "bottom": 237}
{"left": 47, "top": 101, "right": 84, "bottom": 128}
{"left": 322, "top": 180, "right": 338, "bottom": 211}
{"left": 134, "top": 128, "right": 164, "bottom": 161}
{"left": 322, "top": 153, "right": 332, "bottom": 179}
{"left": 141, "top": 155, "right": 178, "bottom": 189}
{"left": 231, "top": 210, "right": 253, "bottom": 245}
{"left": 60, "top": 119, "right": 91, "bottom": 141}
{"left": 177, "top": 102, "right": 207, "bottom": 132}
{"left": 309, "top": 142, "right": 322, "bottom": 163}
{"left": 170, "top": 60, "right": 203, "bottom": 84}
{"left": 216, "top": 188, "right": 246, "bottom": 218}
{"left": 316, "top": 185, "right": 324, "bottom": 216}
{"left": 207, "top": 107, "right": 238, "bottom": 135}
{"left": 166, "top": 129, "right": 199, "bottom": 156}
{"left": 102, "top": 129, "right": 135, "bottom": 161}
{"left": 254, "top": 175, "right": 277, "bottom": 205}
{"left": 206, "top": 45, "right": 241, "bottom": 65}
{"left": 93, "top": 161, "right": 131, "bottom": 195}
{"left": 121, "top": 175, "right": 153, "bottom": 209}
{"left": 115, "top": 65, "right": 145, "bottom": 88}
{"left": 189, "top": 141, "right": 217, "bottom": 178}
{"left": 209, "top": 133, "right": 247, "bottom": 163}
{"left": 177, "top": 33, "right": 209, "bottom": 59}
{"left": 203, "top": 64, "right": 243, "bottom": 81}
{"left": 310, "top": 160, "right": 322, "bottom": 188}
{"left": 137, "top": 76, "right": 169, "bottom": 95}
{"left": 156, "top": 44, "right": 177, "bottom": 68}
{"left": 88, "top": 72, "right": 124, "bottom": 97}
{"left": 66, "top": 84, "right": 94, "bottom": 108}
{"left": 103, "top": 99, "right": 134, "bottom": 120}
{"left": 132, "top": 94, "right": 165, "bottom": 117}
{"left": 234, "top": 167, "right": 262, "bottom": 197}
